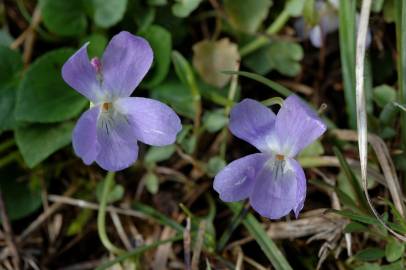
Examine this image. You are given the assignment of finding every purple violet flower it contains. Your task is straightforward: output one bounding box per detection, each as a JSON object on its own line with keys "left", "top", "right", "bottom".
{"left": 213, "top": 95, "right": 326, "bottom": 219}
{"left": 295, "top": 0, "right": 371, "bottom": 48}
{"left": 62, "top": 31, "right": 182, "bottom": 171}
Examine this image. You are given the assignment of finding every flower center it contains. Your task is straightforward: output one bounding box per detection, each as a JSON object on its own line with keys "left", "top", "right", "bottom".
{"left": 276, "top": 154, "right": 285, "bottom": 161}
{"left": 102, "top": 102, "right": 112, "bottom": 112}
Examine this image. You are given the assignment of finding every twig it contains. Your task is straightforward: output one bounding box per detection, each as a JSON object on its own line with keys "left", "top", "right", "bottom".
{"left": 0, "top": 190, "right": 20, "bottom": 270}
{"left": 110, "top": 212, "right": 132, "bottom": 250}
{"left": 183, "top": 217, "right": 191, "bottom": 270}
{"left": 152, "top": 226, "right": 177, "bottom": 270}
{"left": 19, "top": 185, "right": 77, "bottom": 241}
{"left": 48, "top": 195, "right": 147, "bottom": 219}
{"left": 22, "top": 5, "right": 41, "bottom": 65}
{"left": 243, "top": 256, "right": 267, "bottom": 270}
{"left": 191, "top": 220, "right": 206, "bottom": 270}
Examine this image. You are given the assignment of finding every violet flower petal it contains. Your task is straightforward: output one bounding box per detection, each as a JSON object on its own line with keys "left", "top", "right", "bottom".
{"left": 309, "top": 25, "right": 323, "bottom": 48}
{"left": 95, "top": 109, "right": 139, "bottom": 171}
{"left": 249, "top": 159, "right": 299, "bottom": 219}
{"left": 72, "top": 106, "right": 100, "bottom": 165}
{"left": 229, "top": 99, "right": 276, "bottom": 152}
{"left": 61, "top": 43, "right": 101, "bottom": 103}
{"left": 115, "top": 97, "right": 182, "bottom": 146}
{"left": 291, "top": 158, "right": 307, "bottom": 217}
{"left": 101, "top": 31, "right": 153, "bottom": 98}
{"left": 213, "top": 153, "right": 267, "bottom": 202}
{"left": 272, "top": 95, "right": 326, "bottom": 157}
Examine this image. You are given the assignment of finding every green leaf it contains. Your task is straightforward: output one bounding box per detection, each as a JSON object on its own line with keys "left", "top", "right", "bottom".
{"left": 344, "top": 222, "right": 368, "bottom": 233}
{"left": 143, "top": 172, "right": 159, "bottom": 194}
{"left": 0, "top": 30, "right": 14, "bottom": 47}
{"left": 15, "top": 122, "right": 75, "bottom": 168}
{"left": 355, "top": 248, "right": 385, "bottom": 262}
{"left": 0, "top": 46, "right": 22, "bottom": 87}
{"left": 93, "top": 0, "right": 127, "bottom": 28}
{"left": 67, "top": 209, "right": 93, "bottom": 236}
{"left": 81, "top": 33, "right": 108, "bottom": 58}
{"left": 244, "top": 40, "right": 303, "bottom": 76}
{"left": 172, "top": 51, "right": 201, "bottom": 101}
{"left": 206, "top": 156, "right": 226, "bottom": 177}
{"left": 385, "top": 240, "right": 405, "bottom": 262}
{"left": 134, "top": 2, "right": 156, "bottom": 32}
{"left": 298, "top": 140, "right": 324, "bottom": 157}
{"left": 227, "top": 203, "right": 293, "bottom": 270}
{"left": 192, "top": 38, "right": 240, "bottom": 88}
{"left": 96, "top": 179, "right": 124, "bottom": 204}
{"left": 373, "top": 84, "right": 397, "bottom": 108}
{"left": 16, "top": 49, "right": 88, "bottom": 123}
{"left": 303, "top": 0, "right": 318, "bottom": 26}
{"left": 354, "top": 263, "right": 381, "bottom": 270}
{"left": 0, "top": 86, "right": 18, "bottom": 132}
{"left": 382, "top": 260, "right": 404, "bottom": 270}
{"left": 140, "top": 25, "right": 172, "bottom": 88}
{"left": 285, "top": 0, "right": 306, "bottom": 16}
{"left": 150, "top": 79, "right": 195, "bottom": 119}
{"left": 0, "top": 167, "right": 42, "bottom": 221}
{"left": 224, "top": 0, "right": 272, "bottom": 33}
{"left": 147, "top": 0, "right": 167, "bottom": 6}
{"left": 202, "top": 110, "right": 229, "bottom": 133}
{"left": 371, "top": 0, "right": 385, "bottom": 13}
{"left": 0, "top": 46, "right": 23, "bottom": 132}
{"left": 172, "top": 0, "right": 202, "bottom": 18}
{"left": 40, "top": 0, "right": 87, "bottom": 36}
{"left": 379, "top": 103, "right": 398, "bottom": 125}
{"left": 145, "top": 145, "right": 176, "bottom": 164}
{"left": 333, "top": 147, "right": 369, "bottom": 211}
{"left": 383, "top": 0, "right": 395, "bottom": 23}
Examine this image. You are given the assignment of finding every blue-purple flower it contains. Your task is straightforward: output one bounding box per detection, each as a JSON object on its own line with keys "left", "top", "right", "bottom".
{"left": 213, "top": 95, "right": 326, "bottom": 219}
{"left": 295, "top": 0, "right": 371, "bottom": 48}
{"left": 62, "top": 31, "right": 182, "bottom": 171}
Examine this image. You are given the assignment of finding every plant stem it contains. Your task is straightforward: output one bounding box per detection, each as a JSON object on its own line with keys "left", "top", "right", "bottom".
{"left": 97, "top": 172, "right": 125, "bottom": 255}
{"left": 239, "top": 9, "right": 290, "bottom": 57}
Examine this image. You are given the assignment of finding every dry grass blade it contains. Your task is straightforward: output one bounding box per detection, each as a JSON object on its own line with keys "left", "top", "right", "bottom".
{"left": 183, "top": 218, "right": 191, "bottom": 270}
{"left": 153, "top": 226, "right": 177, "bottom": 270}
{"left": 355, "top": 0, "right": 406, "bottom": 241}
{"left": 191, "top": 220, "right": 206, "bottom": 270}
{"left": 267, "top": 211, "right": 347, "bottom": 240}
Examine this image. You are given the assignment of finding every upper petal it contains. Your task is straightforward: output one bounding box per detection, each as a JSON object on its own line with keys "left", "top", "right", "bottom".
{"left": 62, "top": 43, "right": 101, "bottom": 102}
{"left": 115, "top": 97, "right": 182, "bottom": 146}
{"left": 213, "top": 153, "right": 267, "bottom": 202}
{"left": 95, "top": 108, "right": 139, "bottom": 171}
{"left": 271, "top": 95, "right": 326, "bottom": 157}
{"left": 229, "top": 99, "right": 276, "bottom": 152}
{"left": 72, "top": 106, "right": 100, "bottom": 165}
{"left": 101, "top": 31, "right": 153, "bottom": 98}
{"left": 249, "top": 158, "right": 300, "bottom": 219}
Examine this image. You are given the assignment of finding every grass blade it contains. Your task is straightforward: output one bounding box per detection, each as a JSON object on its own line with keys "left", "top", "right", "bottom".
{"left": 338, "top": 0, "right": 357, "bottom": 128}
{"left": 396, "top": 0, "right": 406, "bottom": 148}
{"left": 356, "top": 0, "right": 406, "bottom": 242}
{"left": 222, "top": 70, "right": 292, "bottom": 97}
{"left": 133, "top": 202, "right": 184, "bottom": 232}
{"left": 227, "top": 203, "right": 293, "bottom": 270}
{"left": 95, "top": 235, "right": 183, "bottom": 270}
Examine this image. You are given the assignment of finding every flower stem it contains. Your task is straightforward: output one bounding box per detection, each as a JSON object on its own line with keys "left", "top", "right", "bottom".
{"left": 97, "top": 172, "right": 125, "bottom": 255}
{"left": 239, "top": 9, "right": 290, "bottom": 57}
